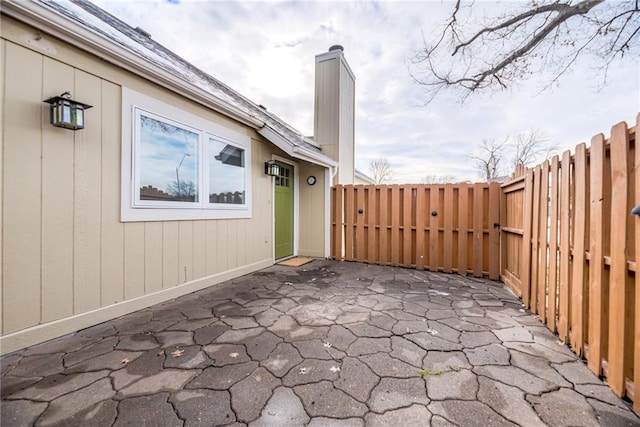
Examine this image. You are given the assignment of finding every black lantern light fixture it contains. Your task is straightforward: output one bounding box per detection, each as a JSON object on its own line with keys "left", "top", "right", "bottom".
{"left": 43, "top": 91, "right": 93, "bottom": 130}
{"left": 264, "top": 160, "right": 281, "bottom": 177}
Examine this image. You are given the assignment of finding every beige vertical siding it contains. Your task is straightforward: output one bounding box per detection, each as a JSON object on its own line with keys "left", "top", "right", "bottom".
{"left": 145, "top": 222, "right": 164, "bottom": 294}
{"left": 41, "top": 57, "right": 74, "bottom": 323}
{"left": 193, "top": 221, "right": 206, "bottom": 280}
{"left": 1, "top": 16, "right": 297, "bottom": 353}
{"left": 314, "top": 58, "right": 340, "bottom": 161}
{"left": 3, "top": 41, "right": 43, "bottom": 333}
{"left": 299, "top": 163, "right": 327, "bottom": 257}
{"left": 100, "top": 80, "right": 125, "bottom": 307}
{"left": 74, "top": 70, "right": 103, "bottom": 314}
{"left": 338, "top": 66, "right": 355, "bottom": 184}
{"left": 124, "top": 223, "right": 145, "bottom": 299}
{"left": 0, "top": 39, "right": 5, "bottom": 334}
{"left": 314, "top": 51, "right": 355, "bottom": 185}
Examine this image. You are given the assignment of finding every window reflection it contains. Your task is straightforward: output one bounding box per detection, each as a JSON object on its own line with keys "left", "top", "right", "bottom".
{"left": 210, "top": 138, "right": 246, "bottom": 204}
{"left": 138, "top": 114, "right": 199, "bottom": 203}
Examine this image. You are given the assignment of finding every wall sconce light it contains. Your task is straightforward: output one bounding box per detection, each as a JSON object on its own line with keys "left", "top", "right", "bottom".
{"left": 264, "top": 160, "right": 280, "bottom": 177}
{"left": 43, "top": 91, "right": 92, "bottom": 130}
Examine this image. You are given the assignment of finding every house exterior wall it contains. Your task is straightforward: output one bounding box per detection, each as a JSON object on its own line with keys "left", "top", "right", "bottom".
{"left": 298, "top": 162, "right": 327, "bottom": 258}
{"left": 0, "top": 15, "right": 326, "bottom": 353}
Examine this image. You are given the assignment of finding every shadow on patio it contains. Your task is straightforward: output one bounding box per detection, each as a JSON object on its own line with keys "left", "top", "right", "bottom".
{"left": 2, "top": 260, "right": 639, "bottom": 426}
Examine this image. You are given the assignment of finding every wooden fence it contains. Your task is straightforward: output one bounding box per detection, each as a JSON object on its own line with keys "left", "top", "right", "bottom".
{"left": 501, "top": 115, "right": 639, "bottom": 413}
{"left": 330, "top": 115, "right": 639, "bottom": 412}
{"left": 330, "top": 183, "right": 501, "bottom": 279}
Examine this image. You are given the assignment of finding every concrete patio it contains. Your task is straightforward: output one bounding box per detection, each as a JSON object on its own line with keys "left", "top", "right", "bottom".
{"left": 1, "top": 260, "right": 639, "bottom": 426}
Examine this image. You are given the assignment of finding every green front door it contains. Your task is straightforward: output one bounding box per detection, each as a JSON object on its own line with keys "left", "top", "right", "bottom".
{"left": 274, "top": 162, "right": 294, "bottom": 259}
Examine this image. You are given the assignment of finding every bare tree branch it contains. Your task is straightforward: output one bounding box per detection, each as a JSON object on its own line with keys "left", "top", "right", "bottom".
{"left": 410, "top": 0, "right": 639, "bottom": 102}
{"left": 452, "top": 3, "right": 579, "bottom": 56}
{"left": 471, "top": 129, "right": 558, "bottom": 181}
{"left": 369, "top": 158, "right": 394, "bottom": 184}
{"left": 510, "top": 128, "right": 558, "bottom": 169}
{"left": 469, "top": 139, "right": 507, "bottom": 181}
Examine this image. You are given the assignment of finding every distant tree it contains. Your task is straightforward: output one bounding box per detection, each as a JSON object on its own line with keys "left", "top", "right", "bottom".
{"left": 470, "top": 139, "right": 507, "bottom": 182}
{"left": 422, "top": 174, "right": 460, "bottom": 184}
{"left": 510, "top": 128, "right": 558, "bottom": 170}
{"left": 369, "top": 158, "right": 394, "bottom": 184}
{"left": 409, "top": 0, "right": 640, "bottom": 102}
{"left": 471, "top": 128, "right": 556, "bottom": 180}
{"left": 168, "top": 180, "right": 196, "bottom": 199}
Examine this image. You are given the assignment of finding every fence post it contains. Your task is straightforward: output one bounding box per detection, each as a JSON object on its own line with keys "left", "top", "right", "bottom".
{"left": 473, "top": 183, "right": 484, "bottom": 277}
{"left": 587, "top": 134, "right": 606, "bottom": 376}
{"left": 443, "top": 185, "right": 454, "bottom": 273}
{"left": 391, "top": 185, "right": 401, "bottom": 265}
{"left": 558, "top": 150, "right": 572, "bottom": 343}
{"left": 379, "top": 187, "right": 389, "bottom": 265}
{"left": 633, "top": 113, "right": 640, "bottom": 415}
{"left": 458, "top": 185, "right": 469, "bottom": 276}
{"left": 403, "top": 185, "right": 413, "bottom": 267}
{"left": 332, "top": 185, "right": 344, "bottom": 260}
{"left": 344, "top": 185, "right": 355, "bottom": 261}
{"left": 548, "top": 155, "right": 560, "bottom": 332}
{"left": 429, "top": 186, "right": 439, "bottom": 271}
{"left": 571, "top": 143, "right": 589, "bottom": 356}
{"left": 537, "top": 161, "right": 550, "bottom": 322}
{"left": 356, "top": 186, "right": 366, "bottom": 262}
{"left": 608, "top": 121, "right": 630, "bottom": 397}
{"left": 520, "top": 170, "right": 534, "bottom": 306}
{"left": 489, "top": 182, "right": 500, "bottom": 280}
{"left": 530, "top": 166, "right": 541, "bottom": 313}
{"left": 367, "top": 186, "right": 377, "bottom": 264}
{"left": 416, "top": 186, "right": 426, "bottom": 270}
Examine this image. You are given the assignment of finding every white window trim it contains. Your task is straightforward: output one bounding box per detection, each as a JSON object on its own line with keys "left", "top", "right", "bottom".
{"left": 121, "top": 87, "right": 252, "bottom": 222}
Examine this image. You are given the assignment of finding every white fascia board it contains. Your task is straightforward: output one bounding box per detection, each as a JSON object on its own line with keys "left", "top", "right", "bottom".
{"left": 292, "top": 145, "right": 338, "bottom": 168}
{"left": 2, "top": 0, "right": 264, "bottom": 129}
{"left": 258, "top": 126, "right": 337, "bottom": 169}
{"left": 355, "top": 169, "right": 375, "bottom": 184}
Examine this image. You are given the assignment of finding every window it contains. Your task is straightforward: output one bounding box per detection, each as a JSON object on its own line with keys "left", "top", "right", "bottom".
{"left": 122, "top": 88, "right": 252, "bottom": 221}
{"left": 137, "top": 111, "right": 200, "bottom": 204}
{"left": 275, "top": 162, "right": 291, "bottom": 188}
{"left": 209, "top": 138, "right": 246, "bottom": 204}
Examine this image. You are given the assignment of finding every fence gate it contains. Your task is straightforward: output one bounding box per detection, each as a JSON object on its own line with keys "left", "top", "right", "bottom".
{"left": 499, "top": 115, "right": 640, "bottom": 414}
{"left": 330, "top": 183, "right": 501, "bottom": 279}
{"left": 500, "top": 164, "right": 529, "bottom": 298}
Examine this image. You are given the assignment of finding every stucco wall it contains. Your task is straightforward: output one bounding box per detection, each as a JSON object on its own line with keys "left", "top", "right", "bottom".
{"left": 1, "top": 15, "right": 326, "bottom": 353}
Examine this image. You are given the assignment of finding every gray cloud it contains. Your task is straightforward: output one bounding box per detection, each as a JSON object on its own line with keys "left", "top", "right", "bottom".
{"left": 94, "top": 0, "right": 639, "bottom": 183}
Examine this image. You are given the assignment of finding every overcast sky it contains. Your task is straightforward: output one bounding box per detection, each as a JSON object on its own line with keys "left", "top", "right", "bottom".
{"left": 92, "top": 0, "right": 639, "bottom": 183}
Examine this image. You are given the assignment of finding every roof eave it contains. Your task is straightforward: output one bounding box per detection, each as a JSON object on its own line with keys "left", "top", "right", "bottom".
{"left": 258, "top": 126, "right": 337, "bottom": 169}
{"left": 2, "top": 0, "right": 264, "bottom": 129}
{"left": 355, "top": 169, "right": 375, "bottom": 184}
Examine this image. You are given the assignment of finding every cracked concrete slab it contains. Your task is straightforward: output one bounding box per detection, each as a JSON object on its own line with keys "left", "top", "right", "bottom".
{"left": 171, "top": 389, "right": 235, "bottom": 426}
{"left": 369, "top": 377, "right": 429, "bottom": 412}
{"left": 425, "top": 368, "right": 478, "bottom": 401}
{"left": 2, "top": 260, "right": 638, "bottom": 426}
{"left": 250, "top": 387, "right": 309, "bottom": 426}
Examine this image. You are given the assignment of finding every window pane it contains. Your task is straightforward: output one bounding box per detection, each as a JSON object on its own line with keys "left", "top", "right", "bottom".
{"left": 210, "top": 138, "right": 246, "bottom": 204}
{"left": 138, "top": 114, "right": 199, "bottom": 203}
